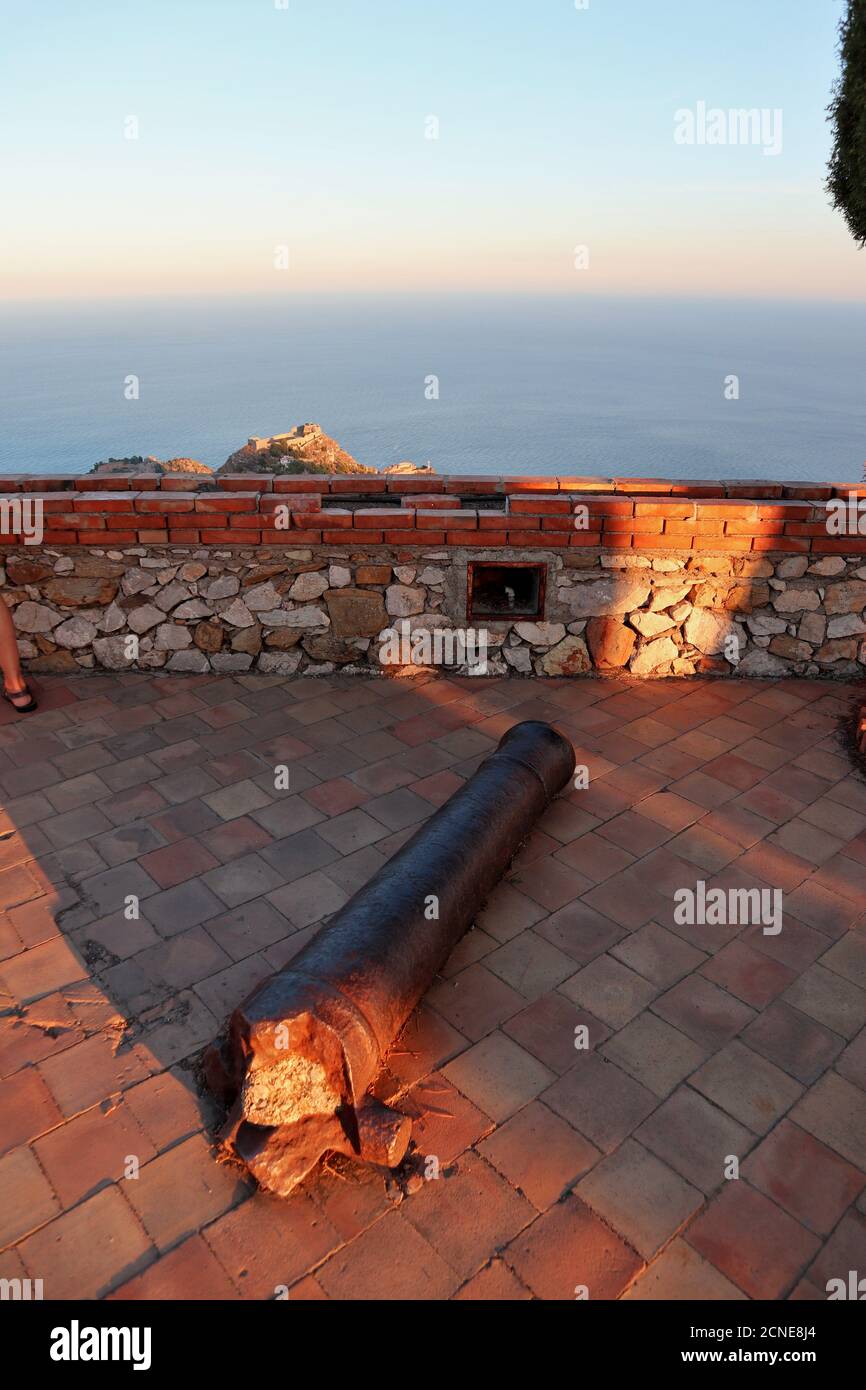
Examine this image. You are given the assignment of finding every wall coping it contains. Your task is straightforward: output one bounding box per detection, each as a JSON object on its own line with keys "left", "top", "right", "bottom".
{"left": 3, "top": 475, "right": 865, "bottom": 556}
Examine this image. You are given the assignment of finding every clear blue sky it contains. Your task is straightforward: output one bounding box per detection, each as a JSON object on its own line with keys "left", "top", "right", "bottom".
{"left": 1, "top": 0, "right": 862, "bottom": 299}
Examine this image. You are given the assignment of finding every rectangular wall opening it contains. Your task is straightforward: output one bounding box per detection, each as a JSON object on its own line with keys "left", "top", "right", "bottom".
{"left": 467, "top": 562, "right": 546, "bottom": 620}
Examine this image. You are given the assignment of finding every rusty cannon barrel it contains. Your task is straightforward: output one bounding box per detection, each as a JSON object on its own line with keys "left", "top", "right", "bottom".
{"left": 207, "top": 720, "right": 575, "bottom": 1196}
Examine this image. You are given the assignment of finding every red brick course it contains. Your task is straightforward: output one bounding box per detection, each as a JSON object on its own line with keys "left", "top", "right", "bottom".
{"left": 3, "top": 475, "right": 865, "bottom": 554}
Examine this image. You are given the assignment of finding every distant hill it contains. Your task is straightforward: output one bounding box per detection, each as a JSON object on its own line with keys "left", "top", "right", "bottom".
{"left": 89, "top": 455, "right": 213, "bottom": 476}
{"left": 219, "top": 424, "right": 374, "bottom": 476}
{"left": 86, "top": 428, "right": 434, "bottom": 479}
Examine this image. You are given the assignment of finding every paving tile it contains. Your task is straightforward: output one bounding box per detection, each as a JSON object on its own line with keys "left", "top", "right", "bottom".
{"left": 690, "top": 1039, "right": 803, "bottom": 1134}
{"left": 109, "top": 1233, "right": 238, "bottom": 1300}
{"left": 315, "top": 808, "right": 389, "bottom": 854}
{"left": 478, "top": 1099, "right": 600, "bottom": 1209}
{"left": 543, "top": 1054, "right": 658, "bottom": 1153}
{"left": 404, "top": 1073, "right": 495, "bottom": 1165}
{"left": 583, "top": 871, "right": 669, "bottom": 931}
{"left": 202, "top": 1190, "right": 341, "bottom": 1298}
{"left": 250, "top": 795, "right": 325, "bottom": 840}
{"left": 77, "top": 862, "right": 160, "bottom": 918}
{"left": 266, "top": 870, "right": 350, "bottom": 930}
{"left": 635, "top": 1085, "right": 754, "bottom": 1195}
{"left": 0, "top": 936, "right": 87, "bottom": 1006}
{"left": 513, "top": 857, "right": 592, "bottom": 912}
{"left": 534, "top": 899, "right": 624, "bottom": 966}
{"left": 701, "top": 939, "right": 797, "bottom": 1009}
{"left": 204, "top": 899, "right": 291, "bottom": 963}
{"left": 33, "top": 1098, "right": 157, "bottom": 1209}
{"left": 258, "top": 826, "right": 341, "bottom": 882}
{"left": 202, "top": 852, "right": 285, "bottom": 909}
{"left": 505, "top": 991, "right": 612, "bottom": 1078}
{"left": 611, "top": 921, "right": 706, "bottom": 988}
{"left": 454, "top": 1258, "right": 532, "bottom": 1300}
{"left": 575, "top": 1139, "right": 702, "bottom": 1260}
{"left": 601, "top": 1012, "right": 706, "bottom": 1098}
{"left": 806, "top": 1209, "right": 866, "bottom": 1294}
{"left": 652, "top": 975, "right": 755, "bottom": 1051}
{"left": 363, "top": 787, "right": 431, "bottom": 831}
{"left": 553, "top": 830, "right": 636, "bottom": 883}
{"left": 193, "top": 956, "right": 269, "bottom": 1023}
{"left": 0, "top": 1145, "right": 61, "bottom": 1247}
{"left": 322, "top": 844, "right": 386, "bottom": 895}
{"left": 790, "top": 1070, "right": 866, "bottom": 1169}
{"left": 17, "top": 1186, "right": 152, "bottom": 1299}
{"left": 39, "top": 1033, "right": 152, "bottom": 1117}
{"left": 145, "top": 879, "right": 226, "bottom": 936}
{"left": 560, "top": 955, "right": 657, "bottom": 1029}
{"left": 836, "top": 1028, "right": 866, "bottom": 1090}
{"left": 441, "top": 1032, "right": 554, "bottom": 1123}
{"left": 375, "top": 1004, "right": 466, "bottom": 1098}
{"left": 137, "top": 837, "right": 220, "bottom": 890}
{"left": 505, "top": 1195, "right": 642, "bottom": 1300}
{"left": 485, "top": 931, "right": 575, "bottom": 999}
{"left": 817, "top": 934, "right": 866, "bottom": 992}
{"left": 686, "top": 1182, "right": 820, "bottom": 1300}
{"left": 624, "top": 1237, "right": 745, "bottom": 1300}
{"left": 475, "top": 880, "right": 546, "bottom": 943}
{"left": 402, "top": 1151, "right": 534, "bottom": 1279}
{"left": 316, "top": 1208, "right": 459, "bottom": 1300}
{"left": 743, "top": 1119, "right": 865, "bottom": 1236}
{"left": 123, "top": 1068, "right": 210, "bottom": 1152}
{"left": 201, "top": 779, "right": 273, "bottom": 821}
{"left": 782, "top": 964, "right": 866, "bottom": 1041}
{"left": 426, "top": 963, "right": 525, "bottom": 1041}
{"left": 125, "top": 1133, "right": 247, "bottom": 1253}
{"left": 665, "top": 823, "right": 742, "bottom": 873}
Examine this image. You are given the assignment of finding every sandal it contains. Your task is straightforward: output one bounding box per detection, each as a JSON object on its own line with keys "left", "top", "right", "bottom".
{"left": 3, "top": 683, "right": 38, "bottom": 714}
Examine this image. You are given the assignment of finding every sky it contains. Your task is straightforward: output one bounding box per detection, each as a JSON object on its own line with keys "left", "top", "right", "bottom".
{"left": 1, "top": 0, "right": 863, "bottom": 302}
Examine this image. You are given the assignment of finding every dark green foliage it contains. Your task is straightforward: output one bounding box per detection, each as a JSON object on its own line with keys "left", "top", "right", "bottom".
{"left": 827, "top": 0, "right": 866, "bottom": 244}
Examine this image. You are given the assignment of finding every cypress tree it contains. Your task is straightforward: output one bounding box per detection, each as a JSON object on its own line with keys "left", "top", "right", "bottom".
{"left": 827, "top": 0, "right": 866, "bottom": 245}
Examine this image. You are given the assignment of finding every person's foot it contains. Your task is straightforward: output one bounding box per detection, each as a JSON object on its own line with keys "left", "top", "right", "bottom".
{"left": 3, "top": 682, "right": 37, "bottom": 713}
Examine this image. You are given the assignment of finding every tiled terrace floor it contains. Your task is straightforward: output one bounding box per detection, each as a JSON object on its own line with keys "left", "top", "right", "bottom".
{"left": 1, "top": 670, "right": 865, "bottom": 1301}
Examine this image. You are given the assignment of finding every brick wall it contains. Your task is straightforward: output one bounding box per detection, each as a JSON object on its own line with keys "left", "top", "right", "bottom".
{"left": 1, "top": 474, "right": 865, "bottom": 555}
{"left": 2, "top": 475, "right": 865, "bottom": 680}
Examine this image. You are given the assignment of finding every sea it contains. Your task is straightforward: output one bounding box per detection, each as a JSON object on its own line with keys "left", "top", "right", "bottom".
{"left": 1, "top": 294, "right": 864, "bottom": 482}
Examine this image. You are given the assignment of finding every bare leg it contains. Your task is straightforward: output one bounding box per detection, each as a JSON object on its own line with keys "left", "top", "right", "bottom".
{"left": 0, "top": 599, "right": 32, "bottom": 708}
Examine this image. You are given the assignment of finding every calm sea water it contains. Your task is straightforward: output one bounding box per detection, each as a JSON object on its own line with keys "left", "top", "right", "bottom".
{"left": 1, "top": 294, "right": 864, "bottom": 481}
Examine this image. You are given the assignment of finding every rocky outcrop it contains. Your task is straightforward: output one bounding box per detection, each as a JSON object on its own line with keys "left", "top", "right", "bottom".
{"left": 89, "top": 455, "right": 212, "bottom": 476}
{"left": 220, "top": 425, "right": 373, "bottom": 477}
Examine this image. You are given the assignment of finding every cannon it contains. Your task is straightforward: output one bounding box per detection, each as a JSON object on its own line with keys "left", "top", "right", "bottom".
{"left": 206, "top": 720, "right": 576, "bottom": 1196}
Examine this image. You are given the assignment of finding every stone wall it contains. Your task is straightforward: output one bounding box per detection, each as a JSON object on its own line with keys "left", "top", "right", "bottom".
{"left": 4, "top": 543, "right": 866, "bottom": 680}
{"left": 3, "top": 473, "right": 865, "bottom": 678}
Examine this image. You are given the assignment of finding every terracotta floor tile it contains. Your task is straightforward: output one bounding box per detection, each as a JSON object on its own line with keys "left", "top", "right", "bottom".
{"left": 505, "top": 1195, "right": 642, "bottom": 1300}
{"left": 503, "top": 992, "right": 611, "bottom": 1073}
{"left": 743, "top": 1119, "right": 865, "bottom": 1236}
{"left": 576, "top": 1138, "right": 702, "bottom": 1259}
{"left": 543, "top": 1053, "right": 658, "bottom": 1152}
{"left": 478, "top": 1100, "right": 600, "bottom": 1209}
{"left": 636, "top": 1084, "right": 754, "bottom": 1194}
{"left": 401, "top": 1151, "right": 534, "bottom": 1279}
{"left": 690, "top": 1039, "right": 803, "bottom": 1134}
{"left": 686, "top": 1182, "right": 820, "bottom": 1299}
